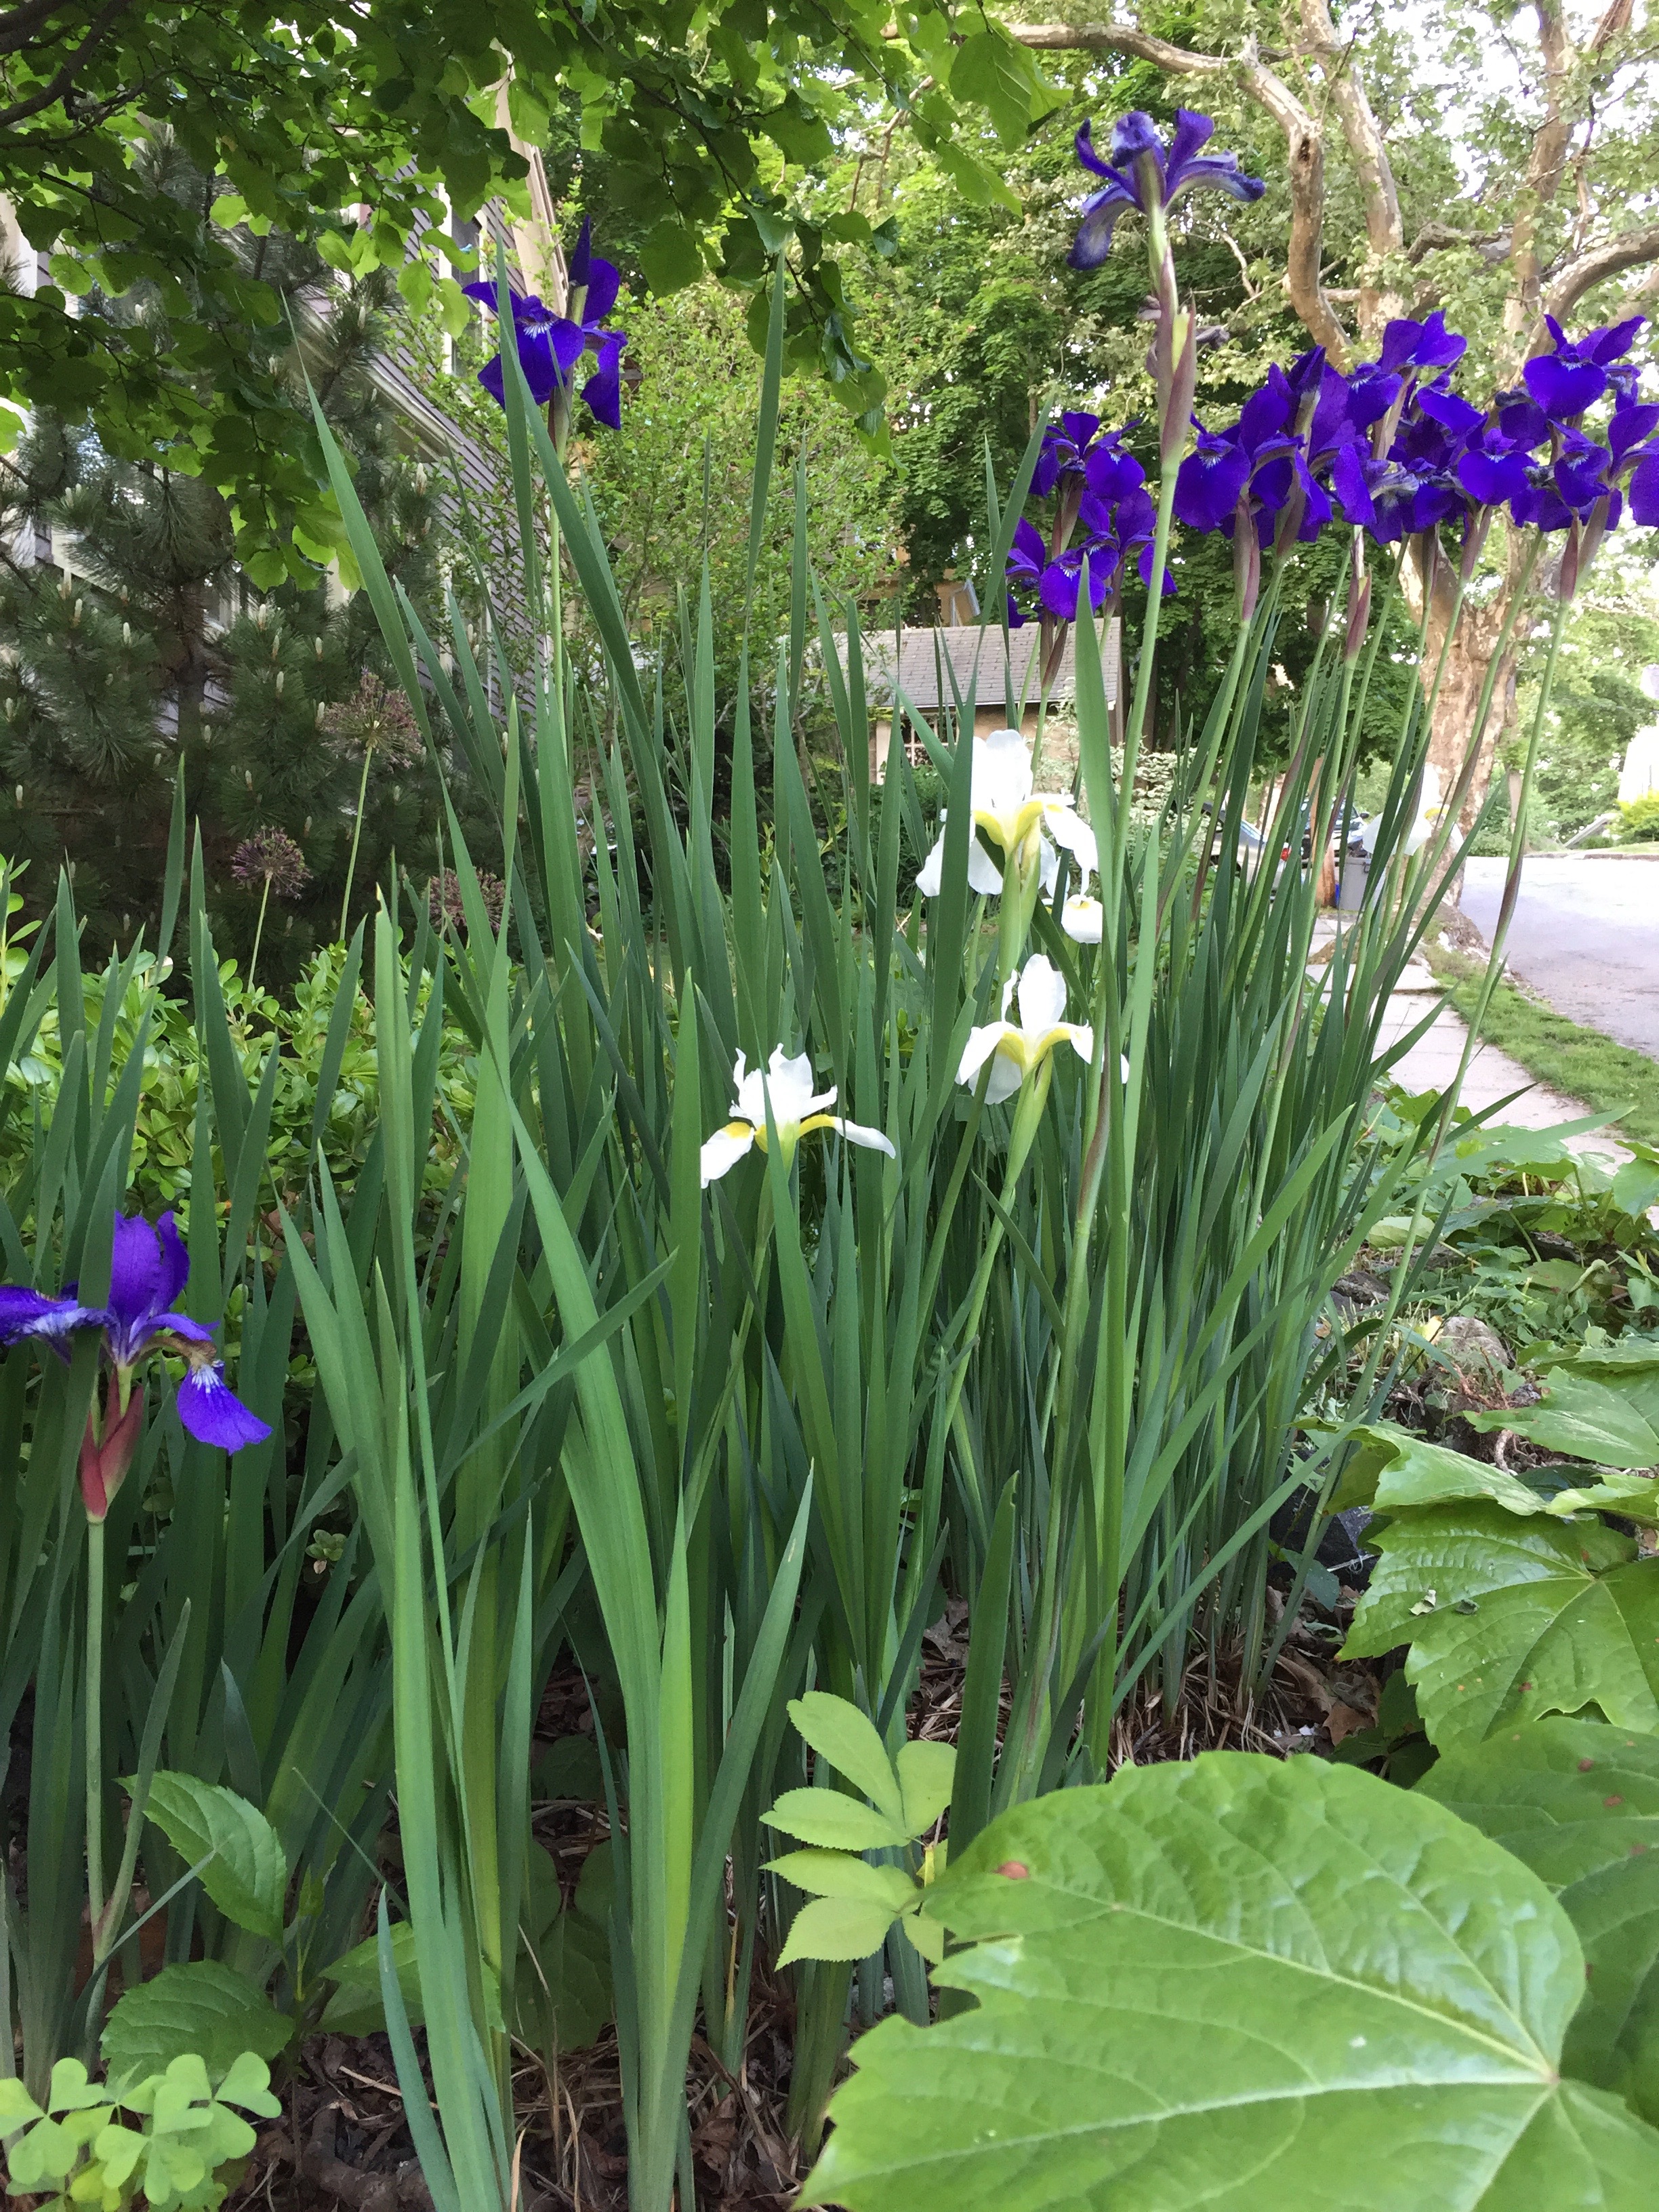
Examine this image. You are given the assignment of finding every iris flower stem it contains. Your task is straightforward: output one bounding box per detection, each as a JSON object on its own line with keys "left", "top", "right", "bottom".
{"left": 85, "top": 1514, "right": 105, "bottom": 1944}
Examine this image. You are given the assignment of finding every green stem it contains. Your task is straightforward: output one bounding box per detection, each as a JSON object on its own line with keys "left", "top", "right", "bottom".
{"left": 247, "top": 874, "right": 272, "bottom": 998}
{"left": 339, "top": 745, "right": 374, "bottom": 941}
{"left": 85, "top": 1516, "right": 105, "bottom": 1943}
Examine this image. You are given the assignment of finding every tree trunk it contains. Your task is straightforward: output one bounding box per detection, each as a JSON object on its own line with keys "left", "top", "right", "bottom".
{"left": 1410, "top": 549, "right": 1525, "bottom": 904}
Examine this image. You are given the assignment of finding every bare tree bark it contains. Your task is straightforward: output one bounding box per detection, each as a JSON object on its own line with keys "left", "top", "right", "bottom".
{"left": 1296, "top": 0, "right": 1404, "bottom": 342}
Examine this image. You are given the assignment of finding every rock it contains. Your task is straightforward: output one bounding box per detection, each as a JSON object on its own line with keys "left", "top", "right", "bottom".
{"left": 1425, "top": 1313, "right": 1509, "bottom": 1376}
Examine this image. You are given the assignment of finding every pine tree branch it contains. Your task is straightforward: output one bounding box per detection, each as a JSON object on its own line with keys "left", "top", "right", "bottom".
{"left": 1006, "top": 18, "right": 1351, "bottom": 363}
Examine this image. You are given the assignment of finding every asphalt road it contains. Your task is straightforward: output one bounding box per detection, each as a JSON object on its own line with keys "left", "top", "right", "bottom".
{"left": 1459, "top": 854, "right": 1659, "bottom": 1060}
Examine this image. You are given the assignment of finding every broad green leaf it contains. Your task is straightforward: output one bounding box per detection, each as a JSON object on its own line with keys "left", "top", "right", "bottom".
{"left": 766, "top": 1851, "right": 918, "bottom": 1911}
{"left": 514, "top": 1841, "right": 613, "bottom": 2054}
{"left": 102, "top": 1962, "right": 291, "bottom": 2089}
{"left": 1343, "top": 1502, "right": 1659, "bottom": 1751}
{"left": 777, "top": 1893, "right": 901, "bottom": 1968}
{"left": 1547, "top": 1470, "right": 1659, "bottom": 1524}
{"left": 1467, "top": 1370, "right": 1659, "bottom": 1470}
{"left": 802, "top": 1755, "right": 1659, "bottom": 2210}
{"left": 322, "top": 1922, "right": 506, "bottom": 2038}
{"left": 766, "top": 1788, "right": 909, "bottom": 1852}
{"left": 1330, "top": 1421, "right": 1546, "bottom": 1517}
{"left": 1419, "top": 1719, "right": 1659, "bottom": 2123}
{"left": 0, "top": 2079, "right": 42, "bottom": 2127}
{"left": 135, "top": 1771, "right": 288, "bottom": 1940}
{"left": 789, "top": 1693, "right": 905, "bottom": 1824}
{"left": 896, "top": 1741, "right": 956, "bottom": 1836}
{"left": 1613, "top": 1162, "right": 1659, "bottom": 1220}
{"left": 949, "top": 29, "right": 1042, "bottom": 144}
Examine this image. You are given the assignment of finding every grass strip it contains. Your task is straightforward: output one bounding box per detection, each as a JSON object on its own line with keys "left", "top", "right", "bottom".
{"left": 1425, "top": 942, "right": 1659, "bottom": 1149}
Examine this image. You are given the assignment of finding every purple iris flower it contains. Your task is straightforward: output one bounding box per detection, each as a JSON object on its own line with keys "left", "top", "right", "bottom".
{"left": 1512, "top": 432, "right": 1614, "bottom": 531}
{"left": 1069, "top": 108, "right": 1265, "bottom": 270}
{"left": 0, "top": 1212, "right": 270, "bottom": 1458}
{"left": 465, "top": 218, "right": 628, "bottom": 430}
{"left": 1524, "top": 314, "right": 1645, "bottom": 422}
{"left": 1032, "top": 411, "right": 1103, "bottom": 498}
{"left": 1008, "top": 517, "right": 1117, "bottom": 620}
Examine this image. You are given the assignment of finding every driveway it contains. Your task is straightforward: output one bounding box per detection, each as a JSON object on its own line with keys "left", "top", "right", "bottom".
{"left": 1458, "top": 854, "right": 1659, "bottom": 1060}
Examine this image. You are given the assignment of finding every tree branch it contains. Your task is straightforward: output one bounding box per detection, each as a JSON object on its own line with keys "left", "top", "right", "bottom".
{"left": 1545, "top": 221, "right": 1659, "bottom": 320}
{"left": 1006, "top": 20, "right": 1351, "bottom": 362}
{"left": 0, "top": 0, "right": 81, "bottom": 62}
{"left": 1296, "top": 0, "right": 1403, "bottom": 340}
{"left": 0, "top": 0, "right": 137, "bottom": 129}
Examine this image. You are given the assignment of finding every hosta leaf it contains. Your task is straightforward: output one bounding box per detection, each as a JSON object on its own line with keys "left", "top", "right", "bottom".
{"left": 896, "top": 1740, "right": 956, "bottom": 1836}
{"left": 1418, "top": 1719, "right": 1659, "bottom": 2123}
{"left": 766, "top": 1787, "right": 908, "bottom": 1851}
{"left": 766, "top": 1851, "right": 918, "bottom": 1910}
{"left": 102, "top": 1962, "right": 291, "bottom": 2090}
{"left": 1342, "top": 1502, "right": 1659, "bottom": 1752}
{"left": 1467, "top": 1371, "right": 1659, "bottom": 1471}
{"left": 777, "top": 1893, "right": 901, "bottom": 1968}
{"left": 802, "top": 1755, "right": 1659, "bottom": 2211}
{"left": 135, "top": 1771, "right": 288, "bottom": 1940}
{"left": 789, "top": 1694, "right": 905, "bottom": 1825}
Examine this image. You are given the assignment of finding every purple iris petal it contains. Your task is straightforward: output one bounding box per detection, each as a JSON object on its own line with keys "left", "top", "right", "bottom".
{"left": 1553, "top": 438, "right": 1612, "bottom": 512}
{"left": 1082, "top": 439, "right": 1145, "bottom": 504}
{"left": 1174, "top": 432, "right": 1252, "bottom": 532}
{"left": 1330, "top": 445, "right": 1382, "bottom": 528}
{"left": 1005, "top": 592, "right": 1027, "bottom": 629}
{"left": 1007, "top": 516, "right": 1046, "bottom": 585}
{"left": 1512, "top": 474, "right": 1575, "bottom": 532}
{"left": 1343, "top": 361, "right": 1404, "bottom": 433}
{"left": 106, "top": 1211, "right": 190, "bottom": 1367}
{"left": 1377, "top": 311, "right": 1466, "bottom": 375}
{"left": 1457, "top": 441, "right": 1530, "bottom": 508}
{"left": 1525, "top": 348, "right": 1606, "bottom": 420}
{"left": 1039, "top": 545, "right": 1115, "bottom": 621}
{"left": 1611, "top": 403, "right": 1659, "bottom": 464}
{"left": 0, "top": 1285, "right": 105, "bottom": 1345}
{"left": 176, "top": 1362, "right": 272, "bottom": 1453}
{"left": 581, "top": 336, "right": 626, "bottom": 432}
{"left": 1585, "top": 314, "right": 1645, "bottom": 365}
{"left": 1416, "top": 384, "right": 1484, "bottom": 438}
{"left": 1495, "top": 395, "right": 1549, "bottom": 449}
{"left": 1136, "top": 541, "right": 1176, "bottom": 596}
{"left": 1630, "top": 450, "right": 1659, "bottom": 527}
{"left": 1074, "top": 117, "right": 1120, "bottom": 181}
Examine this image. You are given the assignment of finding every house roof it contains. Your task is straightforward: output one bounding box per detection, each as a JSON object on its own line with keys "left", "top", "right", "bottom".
{"left": 835, "top": 620, "right": 1120, "bottom": 714}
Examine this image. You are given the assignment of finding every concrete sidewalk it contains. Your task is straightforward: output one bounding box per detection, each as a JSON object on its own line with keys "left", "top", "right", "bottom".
{"left": 1374, "top": 983, "right": 1629, "bottom": 1164}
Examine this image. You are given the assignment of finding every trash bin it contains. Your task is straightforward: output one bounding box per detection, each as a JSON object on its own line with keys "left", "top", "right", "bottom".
{"left": 1336, "top": 855, "right": 1368, "bottom": 912}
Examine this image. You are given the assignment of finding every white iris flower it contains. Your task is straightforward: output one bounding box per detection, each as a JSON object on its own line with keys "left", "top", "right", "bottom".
{"left": 915, "top": 729, "right": 1097, "bottom": 899}
{"left": 700, "top": 1048, "right": 895, "bottom": 1187}
{"left": 1061, "top": 893, "right": 1105, "bottom": 943}
{"left": 956, "top": 956, "right": 1094, "bottom": 1105}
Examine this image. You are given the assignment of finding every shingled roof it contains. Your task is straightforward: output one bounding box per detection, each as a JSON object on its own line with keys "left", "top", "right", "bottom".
{"left": 836, "top": 620, "right": 1120, "bottom": 714}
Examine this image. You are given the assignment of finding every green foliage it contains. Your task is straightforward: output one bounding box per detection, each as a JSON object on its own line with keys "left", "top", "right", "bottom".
{"left": 801, "top": 1754, "right": 1659, "bottom": 2209}
{"left": 136, "top": 1775, "right": 289, "bottom": 1943}
{"left": 0, "top": 2052, "right": 280, "bottom": 2212}
{"left": 0, "top": 939, "right": 471, "bottom": 1212}
{"left": 1343, "top": 1504, "right": 1659, "bottom": 1753}
{"left": 1463, "top": 1340, "right": 1659, "bottom": 1472}
{"left": 0, "top": 0, "right": 1052, "bottom": 544}
{"left": 763, "top": 1693, "right": 954, "bottom": 1966}
{"left": 1622, "top": 797, "right": 1659, "bottom": 845}
{"left": 101, "top": 1966, "right": 293, "bottom": 2089}
{"left": 1418, "top": 1719, "right": 1659, "bottom": 2124}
